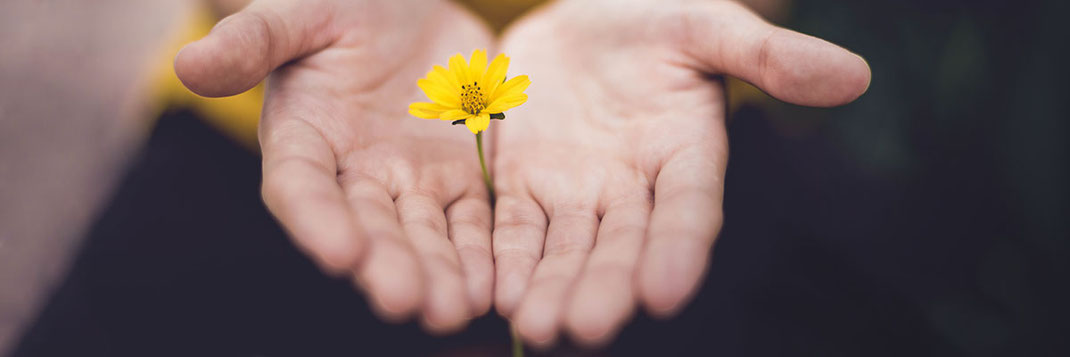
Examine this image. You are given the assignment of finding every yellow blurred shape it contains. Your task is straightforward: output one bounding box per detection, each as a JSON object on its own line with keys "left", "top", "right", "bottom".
{"left": 148, "top": 3, "right": 263, "bottom": 151}
{"left": 456, "top": 0, "right": 547, "bottom": 32}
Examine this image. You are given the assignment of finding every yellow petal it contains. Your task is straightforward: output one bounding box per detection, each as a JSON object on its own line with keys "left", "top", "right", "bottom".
{"left": 465, "top": 112, "right": 490, "bottom": 134}
{"left": 418, "top": 78, "right": 460, "bottom": 107}
{"left": 484, "top": 93, "right": 528, "bottom": 113}
{"left": 482, "top": 54, "right": 509, "bottom": 96}
{"left": 441, "top": 109, "right": 472, "bottom": 121}
{"left": 409, "top": 101, "right": 452, "bottom": 117}
{"left": 426, "top": 68, "right": 458, "bottom": 95}
{"left": 410, "top": 101, "right": 456, "bottom": 119}
{"left": 448, "top": 53, "right": 470, "bottom": 85}
{"left": 409, "top": 108, "right": 441, "bottom": 119}
{"left": 468, "top": 49, "right": 488, "bottom": 84}
{"left": 410, "top": 101, "right": 452, "bottom": 111}
{"left": 491, "top": 75, "right": 531, "bottom": 102}
{"left": 432, "top": 65, "right": 460, "bottom": 91}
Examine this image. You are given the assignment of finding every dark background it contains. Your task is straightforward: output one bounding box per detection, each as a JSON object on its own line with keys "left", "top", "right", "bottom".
{"left": 11, "top": 0, "right": 1068, "bottom": 355}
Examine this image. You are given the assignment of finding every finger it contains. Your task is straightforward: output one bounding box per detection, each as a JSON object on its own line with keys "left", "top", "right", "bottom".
{"left": 342, "top": 178, "right": 424, "bottom": 322}
{"left": 680, "top": 0, "right": 871, "bottom": 107}
{"left": 564, "top": 196, "right": 651, "bottom": 347}
{"left": 446, "top": 195, "right": 494, "bottom": 316}
{"left": 395, "top": 193, "right": 470, "bottom": 334}
{"left": 174, "top": 0, "right": 338, "bottom": 97}
{"left": 513, "top": 208, "right": 599, "bottom": 348}
{"left": 260, "top": 118, "right": 361, "bottom": 275}
{"left": 638, "top": 145, "right": 726, "bottom": 317}
{"left": 492, "top": 195, "right": 548, "bottom": 317}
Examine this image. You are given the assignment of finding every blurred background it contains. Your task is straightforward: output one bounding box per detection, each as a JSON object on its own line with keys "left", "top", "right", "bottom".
{"left": 1, "top": 0, "right": 1066, "bottom": 356}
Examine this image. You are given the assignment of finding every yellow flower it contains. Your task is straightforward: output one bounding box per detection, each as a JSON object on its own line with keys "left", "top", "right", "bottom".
{"left": 409, "top": 49, "right": 530, "bottom": 134}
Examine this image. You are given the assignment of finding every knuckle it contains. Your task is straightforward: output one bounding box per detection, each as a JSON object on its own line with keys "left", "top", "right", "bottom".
{"left": 599, "top": 222, "right": 646, "bottom": 240}
{"left": 232, "top": 9, "right": 277, "bottom": 77}
{"left": 448, "top": 199, "right": 492, "bottom": 230}
{"left": 313, "top": 247, "right": 360, "bottom": 273}
{"left": 456, "top": 243, "right": 493, "bottom": 263}
{"left": 527, "top": 271, "right": 576, "bottom": 290}
{"left": 543, "top": 238, "right": 593, "bottom": 256}
{"left": 396, "top": 197, "right": 448, "bottom": 234}
{"left": 450, "top": 213, "right": 491, "bottom": 234}
{"left": 425, "top": 251, "right": 463, "bottom": 275}
{"left": 585, "top": 260, "right": 636, "bottom": 279}
{"left": 493, "top": 247, "right": 540, "bottom": 266}
{"left": 495, "top": 202, "right": 546, "bottom": 231}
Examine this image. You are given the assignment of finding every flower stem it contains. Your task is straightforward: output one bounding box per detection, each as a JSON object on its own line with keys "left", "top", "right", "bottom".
{"left": 511, "top": 325, "right": 524, "bottom": 357}
{"left": 475, "top": 132, "right": 495, "bottom": 200}
{"left": 476, "top": 132, "right": 515, "bottom": 355}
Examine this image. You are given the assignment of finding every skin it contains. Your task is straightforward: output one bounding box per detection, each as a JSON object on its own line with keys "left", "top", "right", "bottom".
{"left": 176, "top": 0, "right": 870, "bottom": 347}
{"left": 491, "top": 0, "right": 871, "bottom": 348}
{"left": 175, "top": 0, "right": 497, "bottom": 333}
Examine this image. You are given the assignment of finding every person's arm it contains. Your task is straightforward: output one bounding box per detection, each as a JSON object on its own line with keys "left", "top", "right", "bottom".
{"left": 0, "top": 0, "right": 190, "bottom": 353}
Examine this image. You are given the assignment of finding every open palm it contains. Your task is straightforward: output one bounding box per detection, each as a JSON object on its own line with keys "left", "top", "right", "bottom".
{"left": 489, "top": 0, "right": 871, "bottom": 347}
{"left": 176, "top": 0, "right": 496, "bottom": 332}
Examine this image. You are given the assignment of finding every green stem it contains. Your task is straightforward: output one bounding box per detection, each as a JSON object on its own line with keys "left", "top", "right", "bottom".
{"left": 476, "top": 132, "right": 495, "bottom": 200}
{"left": 477, "top": 132, "right": 515, "bottom": 355}
{"left": 511, "top": 325, "right": 524, "bottom": 357}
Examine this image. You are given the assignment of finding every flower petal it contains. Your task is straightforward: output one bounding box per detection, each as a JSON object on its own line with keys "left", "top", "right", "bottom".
{"left": 448, "top": 53, "right": 470, "bottom": 85}
{"left": 465, "top": 112, "right": 490, "bottom": 134}
{"left": 410, "top": 107, "right": 449, "bottom": 119}
{"left": 418, "top": 78, "right": 460, "bottom": 107}
{"left": 441, "top": 109, "right": 472, "bottom": 121}
{"left": 409, "top": 102, "right": 447, "bottom": 119}
{"left": 484, "top": 93, "right": 528, "bottom": 114}
{"left": 482, "top": 54, "right": 509, "bottom": 96}
{"left": 491, "top": 75, "right": 531, "bottom": 101}
{"left": 410, "top": 102, "right": 451, "bottom": 111}
{"left": 468, "top": 49, "right": 488, "bottom": 84}
{"left": 427, "top": 67, "right": 458, "bottom": 95}
{"left": 432, "top": 65, "right": 460, "bottom": 90}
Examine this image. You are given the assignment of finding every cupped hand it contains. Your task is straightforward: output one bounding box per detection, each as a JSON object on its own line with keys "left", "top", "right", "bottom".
{"left": 490, "top": 0, "right": 871, "bottom": 347}
{"left": 175, "top": 0, "right": 496, "bottom": 333}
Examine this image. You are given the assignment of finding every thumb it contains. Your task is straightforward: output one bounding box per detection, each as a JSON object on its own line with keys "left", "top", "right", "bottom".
{"left": 681, "top": 1, "right": 871, "bottom": 107}
{"left": 174, "top": 0, "right": 337, "bottom": 97}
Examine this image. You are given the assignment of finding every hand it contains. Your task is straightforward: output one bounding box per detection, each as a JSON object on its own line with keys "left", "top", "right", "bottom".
{"left": 490, "top": 0, "right": 870, "bottom": 347}
{"left": 175, "top": 0, "right": 496, "bottom": 333}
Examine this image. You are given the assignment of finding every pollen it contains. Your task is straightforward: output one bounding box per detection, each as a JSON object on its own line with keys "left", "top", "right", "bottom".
{"left": 460, "top": 82, "right": 486, "bottom": 114}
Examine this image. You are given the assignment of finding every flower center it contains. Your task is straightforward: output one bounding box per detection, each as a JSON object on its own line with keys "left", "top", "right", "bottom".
{"left": 460, "top": 82, "right": 486, "bottom": 114}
